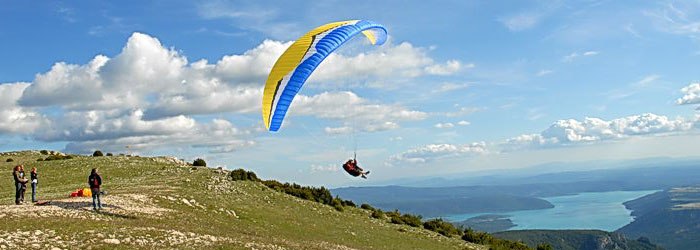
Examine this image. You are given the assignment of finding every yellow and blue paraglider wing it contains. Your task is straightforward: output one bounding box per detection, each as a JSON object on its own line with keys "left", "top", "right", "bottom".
{"left": 262, "top": 20, "right": 387, "bottom": 132}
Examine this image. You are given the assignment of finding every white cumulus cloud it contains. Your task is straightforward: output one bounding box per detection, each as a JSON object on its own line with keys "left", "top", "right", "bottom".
{"left": 676, "top": 82, "right": 700, "bottom": 106}
{"left": 4, "top": 32, "right": 446, "bottom": 153}
{"left": 388, "top": 142, "right": 488, "bottom": 166}
{"left": 292, "top": 91, "right": 426, "bottom": 133}
{"left": 502, "top": 113, "right": 693, "bottom": 151}
{"left": 434, "top": 123, "right": 455, "bottom": 129}
{"left": 458, "top": 120, "right": 471, "bottom": 126}
{"left": 0, "top": 83, "right": 48, "bottom": 134}
{"left": 310, "top": 164, "right": 340, "bottom": 172}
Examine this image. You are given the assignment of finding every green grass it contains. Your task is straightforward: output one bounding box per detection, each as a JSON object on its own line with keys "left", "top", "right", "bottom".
{"left": 1, "top": 151, "right": 483, "bottom": 249}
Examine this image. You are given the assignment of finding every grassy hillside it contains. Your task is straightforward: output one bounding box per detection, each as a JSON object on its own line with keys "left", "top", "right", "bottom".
{"left": 617, "top": 187, "right": 700, "bottom": 250}
{"left": 1, "top": 151, "right": 483, "bottom": 249}
{"left": 493, "top": 230, "right": 664, "bottom": 250}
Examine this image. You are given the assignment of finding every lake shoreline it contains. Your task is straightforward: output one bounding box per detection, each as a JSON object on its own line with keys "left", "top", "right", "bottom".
{"left": 444, "top": 190, "right": 660, "bottom": 232}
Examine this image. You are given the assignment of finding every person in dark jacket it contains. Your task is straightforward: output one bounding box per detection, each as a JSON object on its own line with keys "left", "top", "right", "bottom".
{"left": 12, "top": 165, "right": 26, "bottom": 205}
{"left": 18, "top": 165, "right": 27, "bottom": 203}
{"left": 342, "top": 159, "right": 370, "bottom": 179}
{"left": 88, "top": 168, "right": 103, "bottom": 211}
{"left": 30, "top": 167, "right": 38, "bottom": 203}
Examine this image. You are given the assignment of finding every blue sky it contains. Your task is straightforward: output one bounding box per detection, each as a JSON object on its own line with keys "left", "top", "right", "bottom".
{"left": 1, "top": 0, "right": 700, "bottom": 187}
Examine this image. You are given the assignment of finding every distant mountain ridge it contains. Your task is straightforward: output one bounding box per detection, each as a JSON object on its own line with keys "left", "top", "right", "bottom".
{"left": 370, "top": 157, "right": 700, "bottom": 188}
{"left": 332, "top": 160, "right": 700, "bottom": 217}
{"left": 617, "top": 186, "right": 700, "bottom": 250}
{"left": 493, "top": 230, "right": 664, "bottom": 250}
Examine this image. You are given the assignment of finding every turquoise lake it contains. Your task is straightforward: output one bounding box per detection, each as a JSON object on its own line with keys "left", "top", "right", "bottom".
{"left": 443, "top": 190, "right": 659, "bottom": 231}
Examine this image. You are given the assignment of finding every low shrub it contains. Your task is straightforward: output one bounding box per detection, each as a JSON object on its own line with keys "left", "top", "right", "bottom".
{"left": 385, "top": 210, "right": 403, "bottom": 224}
{"left": 44, "top": 155, "right": 73, "bottom": 161}
{"left": 229, "top": 169, "right": 260, "bottom": 181}
{"left": 92, "top": 150, "right": 103, "bottom": 157}
{"left": 489, "top": 239, "right": 532, "bottom": 250}
{"left": 384, "top": 210, "right": 421, "bottom": 227}
{"left": 40, "top": 150, "right": 49, "bottom": 155}
{"left": 401, "top": 213, "right": 423, "bottom": 227}
{"left": 462, "top": 228, "right": 493, "bottom": 245}
{"left": 341, "top": 199, "right": 356, "bottom": 207}
{"left": 371, "top": 210, "right": 384, "bottom": 219}
{"left": 536, "top": 243, "right": 553, "bottom": 250}
{"left": 423, "top": 218, "right": 461, "bottom": 237}
{"left": 36, "top": 158, "right": 44, "bottom": 161}
{"left": 6, "top": 158, "right": 13, "bottom": 162}
{"left": 261, "top": 180, "right": 334, "bottom": 206}
{"left": 193, "top": 158, "right": 206, "bottom": 167}
{"left": 331, "top": 198, "right": 344, "bottom": 211}
{"left": 462, "top": 228, "right": 533, "bottom": 250}
{"left": 360, "top": 203, "right": 375, "bottom": 211}
{"left": 106, "top": 153, "right": 113, "bottom": 156}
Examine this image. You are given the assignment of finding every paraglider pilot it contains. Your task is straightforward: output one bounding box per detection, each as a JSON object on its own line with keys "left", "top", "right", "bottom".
{"left": 342, "top": 159, "right": 370, "bottom": 179}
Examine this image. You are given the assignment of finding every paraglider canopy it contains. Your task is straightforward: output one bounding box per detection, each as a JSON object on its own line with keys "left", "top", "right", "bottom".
{"left": 261, "top": 20, "right": 388, "bottom": 132}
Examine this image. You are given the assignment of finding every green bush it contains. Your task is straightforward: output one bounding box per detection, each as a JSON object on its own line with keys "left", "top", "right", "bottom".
{"left": 36, "top": 158, "right": 44, "bottom": 161}
{"left": 40, "top": 150, "right": 49, "bottom": 155}
{"left": 261, "top": 180, "right": 334, "bottom": 206}
{"left": 423, "top": 218, "right": 461, "bottom": 237}
{"left": 462, "top": 228, "right": 533, "bottom": 250}
{"left": 341, "top": 199, "right": 356, "bottom": 207}
{"left": 193, "top": 158, "right": 206, "bottom": 167}
{"left": 384, "top": 210, "right": 421, "bottom": 227}
{"left": 106, "top": 153, "right": 113, "bottom": 156}
{"left": 536, "top": 243, "right": 553, "bottom": 250}
{"left": 360, "top": 203, "right": 375, "bottom": 211}
{"left": 386, "top": 210, "right": 404, "bottom": 224}
{"left": 462, "top": 228, "right": 493, "bottom": 245}
{"left": 401, "top": 213, "right": 423, "bottom": 227}
{"left": 6, "top": 158, "right": 13, "bottom": 162}
{"left": 92, "top": 150, "right": 103, "bottom": 157}
{"left": 371, "top": 210, "right": 384, "bottom": 219}
{"left": 229, "top": 169, "right": 260, "bottom": 181}
{"left": 390, "top": 216, "right": 404, "bottom": 225}
{"left": 488, "top": 239, "right": 532, "bottom": 250}
{"left": 331, "top": 198, "right": 344, "bottom": 211}
{"left": 44, "top": 155, "right": 73, "bottom": 161}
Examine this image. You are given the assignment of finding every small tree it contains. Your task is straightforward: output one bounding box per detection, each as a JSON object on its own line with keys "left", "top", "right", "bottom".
{"left": 193, "top": 158, "right": 206, "bottom": 167}
{"left": 93, "top": 150, "right": 104, "bottom": 157}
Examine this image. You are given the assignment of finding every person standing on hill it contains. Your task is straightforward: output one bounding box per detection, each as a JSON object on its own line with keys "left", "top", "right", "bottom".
{"left": 88, "top": 168, "right": 103, "bottom": 211}
{"left": 30, "top": 167, "right": 38, "bottom": 203}
{"left": 12, "top": 165, "right": 27, "bottom": 205}
{"left": 18, "top": 165, "right": 27, "bottom": 203}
